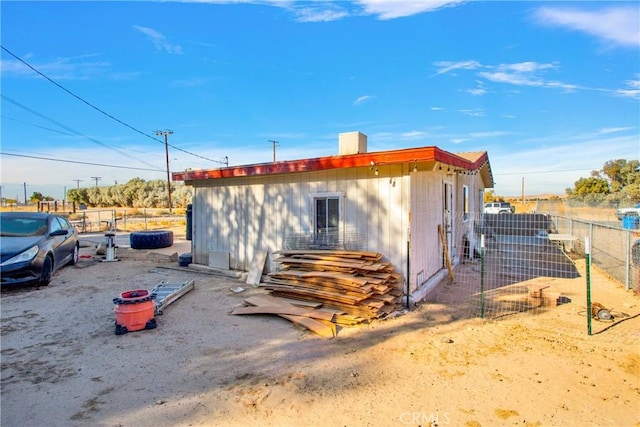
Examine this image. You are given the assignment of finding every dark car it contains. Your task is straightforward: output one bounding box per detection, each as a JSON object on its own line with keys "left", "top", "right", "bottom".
{"left": 0, "top": 212, "right": 79, "bottom": 286}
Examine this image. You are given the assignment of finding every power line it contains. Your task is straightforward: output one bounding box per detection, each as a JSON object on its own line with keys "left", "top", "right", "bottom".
{"left": 1, "top": 115, "right": 77, "bottom": 136}
{"left": 3, "top": 114, "right": 165, "bottom": 159}
{"left": 2, "top": 95, "right": 162, "bottom": 170}
{"left": 0, "top": 151, "right": 164, "bottom": 172}
{"left": 1, "top": 45, "right": 219, "bottom": 164}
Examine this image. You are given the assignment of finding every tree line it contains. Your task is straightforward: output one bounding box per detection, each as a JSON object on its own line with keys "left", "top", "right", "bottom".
{"left": 566, "top": 159, "right": 639, "bottom": 206}
{"left": 64, "top": 178, "right": 193, "bottom": 208}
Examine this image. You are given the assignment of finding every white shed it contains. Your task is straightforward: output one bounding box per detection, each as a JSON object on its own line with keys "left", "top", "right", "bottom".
{"left": 173, "top": 132, "right": 494, "bottom": 300}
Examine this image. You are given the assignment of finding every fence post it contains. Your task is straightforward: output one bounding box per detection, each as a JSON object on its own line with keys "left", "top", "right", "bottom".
{"left": 406, "top": 239, "right": 410, "bottom": 311}
{"left": 569, "top": 217, "right": 574, "bottom": 252}
{"left": 480, "top": 234, "right": 486, "bottom": 319}
{"left": 625, "top": 230, "right": 631, "bottom": 291}
{"left": 586, "top": 236, "right": 592, "bottom": 336}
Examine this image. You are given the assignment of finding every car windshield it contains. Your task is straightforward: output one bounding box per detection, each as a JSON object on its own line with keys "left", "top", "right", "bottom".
{"left": 0, "top": 217, "right": 48, "bottom": 237}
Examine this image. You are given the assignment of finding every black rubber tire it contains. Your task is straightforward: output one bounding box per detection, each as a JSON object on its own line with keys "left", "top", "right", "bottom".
{"left": 178, "top": 253, "right": 192, "bottom": 267}
{"left": 69, "top": 244, "right": 79, "bottom": 266}
{"left": 129, "top": 230, "right": 174, "bottom": 250}
{"left": 40, "top": 255, "right": 53, "bottom": 286}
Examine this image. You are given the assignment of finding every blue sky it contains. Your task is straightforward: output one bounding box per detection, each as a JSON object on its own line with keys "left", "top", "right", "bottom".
{"left": 1, "top": 0, "right": 639, "bottom": 202}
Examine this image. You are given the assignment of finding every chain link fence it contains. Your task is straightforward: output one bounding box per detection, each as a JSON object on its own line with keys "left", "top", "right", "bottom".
{"left": 550, "top": 215, "right": 639, "bottom": 292}
{"left": 426, "top": 210, "right": 637, "bottom": 332}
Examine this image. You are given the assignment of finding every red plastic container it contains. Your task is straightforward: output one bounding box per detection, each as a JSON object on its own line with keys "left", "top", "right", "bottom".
{"left": 113, "top": 289, "right": 156, "bottom": 335}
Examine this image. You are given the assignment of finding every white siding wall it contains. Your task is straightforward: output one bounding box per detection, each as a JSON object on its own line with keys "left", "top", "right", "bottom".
{"left": 409, "top": 169, "right": 446, "bottom": 292}
{"left": 190, "top": 165, "right": 410, "bottom": 274}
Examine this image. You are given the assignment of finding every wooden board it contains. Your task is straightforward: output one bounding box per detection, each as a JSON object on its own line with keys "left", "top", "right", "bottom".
{"left": 246, "top": 250, "right": 268, "bottom": 286}
{"left": 279, "top": 314, "right": 335, "bottom": 338}
{"left": 241, "top": 295, "right": 335, "bottom": 338}
{"left": 265, "top": 249, "right": 402, "bottom": 324}
{"left": 231, "top": 305, "right": 335, "bottom": 321}
{"left": 438, "top": 224, "right": 454, "bottom": 281}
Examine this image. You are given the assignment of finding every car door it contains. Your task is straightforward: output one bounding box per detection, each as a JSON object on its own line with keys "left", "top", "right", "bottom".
{"left": 50, "top": 217, "right": 75, "bottom": 267}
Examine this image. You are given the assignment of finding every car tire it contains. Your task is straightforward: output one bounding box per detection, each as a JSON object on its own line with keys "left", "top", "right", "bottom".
{"left": 40, "top": 255, "right": 53, "bottom": 286}
{"left": 69, "top": 244, "right": 79, "bottom": 265}
{"left": 178, "top": 253, "right": 192, "bottom": 266}
{"left": 130, "top": 230, "right": 174, "bottom": 250}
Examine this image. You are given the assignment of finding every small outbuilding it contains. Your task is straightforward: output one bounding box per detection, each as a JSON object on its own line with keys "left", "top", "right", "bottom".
{"left": 172, "top": 132, "right": 494, "bottom": 300}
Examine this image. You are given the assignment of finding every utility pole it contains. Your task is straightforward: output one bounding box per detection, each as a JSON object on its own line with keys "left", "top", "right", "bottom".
{"left": 269, "top": 139, "right": 279, "bottom": 162}
{"left": 73, "top": 179, "right": 83, "bottom": 189}
{"left": 91, "top": 176, "right": 102, "bottom": 187}
{"left": 155, "top": 129, "right": 174, "bottom": 213}
{"left": 23, "top": 182, "right": 27, "bottom": 206}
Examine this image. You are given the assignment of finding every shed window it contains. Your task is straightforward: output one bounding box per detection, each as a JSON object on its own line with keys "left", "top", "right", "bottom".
{"left": 311, "top": 192, "right": 343, "bottom": 246}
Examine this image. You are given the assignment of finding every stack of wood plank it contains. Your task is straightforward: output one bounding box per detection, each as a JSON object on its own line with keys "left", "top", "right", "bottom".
{"left": 261, "top": 249, "right": 403, "bottom": 325}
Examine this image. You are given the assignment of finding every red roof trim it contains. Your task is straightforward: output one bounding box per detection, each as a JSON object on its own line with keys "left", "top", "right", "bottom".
{"left": 173, "top": 146, "right": 488, "bottom": 181}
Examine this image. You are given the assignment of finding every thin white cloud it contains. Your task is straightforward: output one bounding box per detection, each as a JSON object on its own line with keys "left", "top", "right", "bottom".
{"left": 479, "top": 61, "right": 580, "bottom": 92}
{"left": 459, "top": 109, "right": 484, "bottom": 117}
{"left": 614, "top": 76, "right": 640, "bottom": 99}
{"left": 467, "top": 87, "right": 487, "bottom": 96}
{"left": 401, "top": 131, "right": 426, "bottom": 139}
{"left": 599, "top": 127, "right": 635, "bottom": 134}
{"left": 356, "top": 0, "right": 464, "bottom": 20}
{"left": 432, "top": 60, "right": 481, "bottom": 76}
{"left": 1, "top": 54, "right": 111, "bottom": 80}
{"left": 353, "top": 95, "right": 375, "bottom": 106}
{"left": 295, "top": 6, "right": 349, "bottom": 22}
{"left": 469, "top": 131, "right": 511, "bottom": 138}
{"left": 170, "top": 77, "right": 209, "bottom": 88}
{"left": 479, "top": 70, "right": 542, "bottom": 86}
{"left": 438, "top": 59, "right": 633, "bottom": 97}
{"left": 133, "top": 25, "right": 183, "bottom": 54}
{"left": 503, "top": 61, "right": 556, "bottom": 73}
{"left": 534, "top": 6, "right": 640, "bottom": 48}
{"left": 182, "top": 0, "right": 464, "bottom": 21}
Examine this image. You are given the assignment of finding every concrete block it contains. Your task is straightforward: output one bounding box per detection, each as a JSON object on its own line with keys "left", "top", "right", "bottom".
{"left": 208, "top": 252, "right": 230, "bottom": 270}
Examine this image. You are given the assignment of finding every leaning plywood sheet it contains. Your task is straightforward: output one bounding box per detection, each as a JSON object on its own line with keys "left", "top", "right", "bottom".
{"left": 246, "top": 250, "right": 268, "bottom": 286}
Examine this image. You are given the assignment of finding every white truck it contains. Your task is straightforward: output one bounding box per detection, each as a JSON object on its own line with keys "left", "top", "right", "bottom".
{"left": 483, "top": 202, "right": 515, "bottom": 214}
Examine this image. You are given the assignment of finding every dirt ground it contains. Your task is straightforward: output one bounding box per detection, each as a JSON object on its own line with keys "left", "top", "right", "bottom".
{"left": 1, "top": 230, "right": 639, "bottom": 427}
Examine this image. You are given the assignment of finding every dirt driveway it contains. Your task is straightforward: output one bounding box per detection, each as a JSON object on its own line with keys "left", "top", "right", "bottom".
{"left": 1, "top": 235, "right": 639, "bottom": 427}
